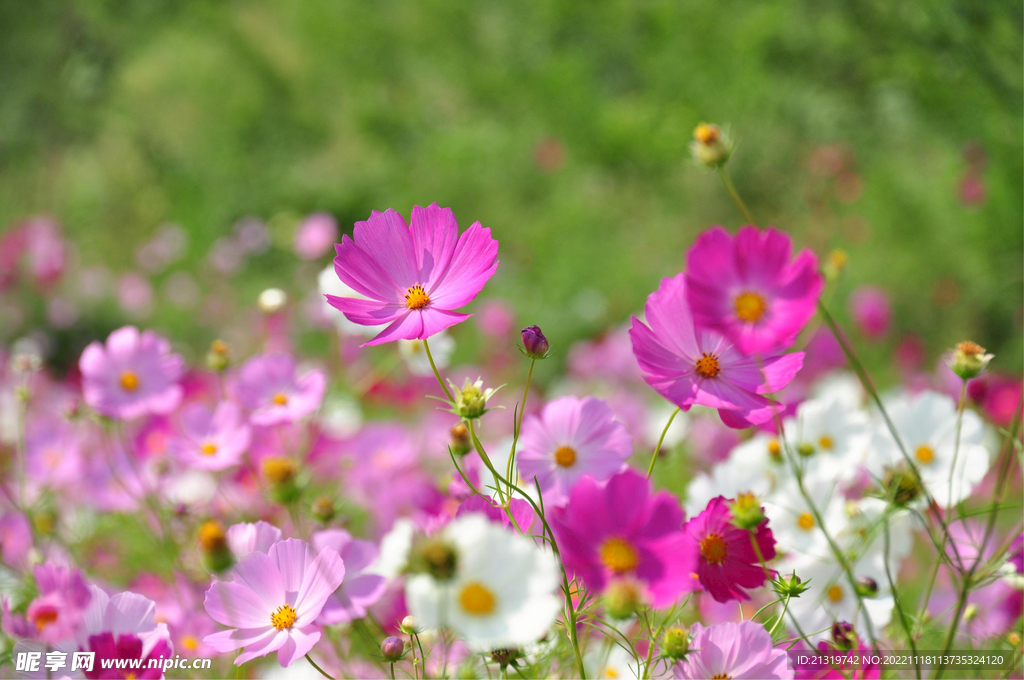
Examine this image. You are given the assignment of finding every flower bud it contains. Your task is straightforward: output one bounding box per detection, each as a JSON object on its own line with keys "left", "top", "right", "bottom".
{"left": 729, "top": 492, "right": 766, "bottom": 530}
{"left": 855, "top": 576, "right": 878, "bottom": 597}
{"left": 490, "top": 648, "right": 521, "bottom": 668}
{"left": 198, "top": 520, "right": 233, "bottom": 573}
{"left": 381, "top": 636, "right": 405, "bottom": 661}
{"left": 603, "top": 578, "right": 643, "bottom": 620}
{"left": 450, "top": 377, "right": 499, "bottom": 420}
{"left": 400, "top": 616, "right": 418, "bottom": 635}
{"left": 409, "top": 536, "right": 458, "bottom": 581}
{"left": 882, "top": 465, "right": 922, "bottom": 507}
{"left": 831, "top": 621, "right": 856, "bottom": 651}
{"left": 1008, "top": 631, "right": 1021, "bottom": 648}
{"left": 948, "top": 341, "right": 993, "bottom": 380}
{"left": 963, "top": 603, "right": 979, "bottom": 621}
{"left": 824, "top": 249, "right": 848, "bottom": 281}
{"left": 773, "top": 572, "right": 810, "bottom": 598}
{"left": 520, "top": 326, "right": 550, "bottom": 359}
{"left": 206, "top": 339, "right": 231, "bottom": 372}
{"left": 662, "top": 626, "right": 689, "bottom": 659}
{"left": 261, "top": 457, "right": 301, "bottom": 504}
{"left": 797, "top": 442, "right": 815, "bottom": 457}
{"left": 690, "top": 123, "right": 733, "bottom": 168}
{"left": 449, "top": 423, "right": 472, "bottom": 457}
{"left": 311, "top": 496, "right": 336, "bottom": 522}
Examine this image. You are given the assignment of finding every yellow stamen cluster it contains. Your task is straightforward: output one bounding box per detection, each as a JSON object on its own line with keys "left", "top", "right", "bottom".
{"left": 458, "top": 582, "right": 496, "bottom": 616}
{"left": 405, "top": 285, "right": 430, "bottom": 310}
{"left": 797, "top": 512, "right": 815, "bottom": 530}
{"left": 700, "top": 533, "right": 727, "bottom": 565}
{"left": 270, "top": 604, "right": 297, "bottom": 630}
{"left": 200, "top": 442, "right": 218, "bottom": 456}
{"left": 915, "top": 445, "right": 935, "bottom": 464}
{"left": 119, "top": 370, "right": 140, "bottom": 392}
{"left": 734, "top": 292, "right": 768, "bottom": 323}
{"left": 554, "top": 445, "right": 577, "bottom": 468}
{"left": 599, "top": 538, "right": 639, "bottom": 573}
{"left": 694, "top": 352, "right": 721, "bottom": 379}
{"left": 261, "top": 457, "right": 298, "bottom": 485}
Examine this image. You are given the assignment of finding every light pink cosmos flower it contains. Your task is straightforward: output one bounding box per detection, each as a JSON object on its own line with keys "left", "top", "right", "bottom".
{"left": 233, "top": 353, "right": 326, "bottom": 426}
{"left": 630, "top": 274, "right": 805, "bottom": 428}
{"left": 227, "top": 520, "right": 283, "bottom": 559}
{"left": 204, "top": 538, "right": 345, "bottom": 667}
{"left": 684, "top": 496, "right": 776, "bottom": 603}
{"left": 673, "top": 621, "right": 793, "bottom": 679}
{"left": 549, "top": 469, "right": 700, "bottom": 608}
{"left": 172, "top": 402, "right": 251, "bottom": 471}
{"left": 327, "top": 203, "right": 499, "bottom": 346}
{"left": 26, "top": 564, "right": 92, "bottom": 643}
{"left": 684, "top": 226, "right": 823, "bottom": 356}
{"left": 517, "top": 396, "right": 633, "bottom": 505}
{"left": 312, "top": 529, "right": 387, "bottom": 624}
{"left": 80, "top": 326, "right": 184, "bottom": 420}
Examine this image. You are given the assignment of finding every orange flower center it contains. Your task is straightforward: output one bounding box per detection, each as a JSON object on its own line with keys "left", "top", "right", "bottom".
{"left": 272, "top": 392, "right": 288, "bottom": 406}
{"left": 915, "top": 445, "right": 934, "bottom": 464}
{"left": 34, "top": 610, "right": 58, "bottom": 630}
{"left": 734, "top": 292, "right": 768, "bottom": 323}
{"left": 599, "top": 537, "right": 639, "bottom": 573}
{"left": 270, "top": 604, "right": 297, "bottom": 630}
{"left": 700, "top": 533, "right": 728, "bottom": 565}
{"left": 200, "top": 442, "right": 218, "bottom": 456}
{"left": 554, "top": 445, "right": 577, "bottom": 468}
{"left": 181, "top": 635, "right": 198, "bottom": 652}
{"left": 458, "top": 582, "right": 496, "bottom": 615}
{"left": 694, "top": 352, "right": 721, "bottom": 379}
{"left": 405, "top": 285, "right": 430, "bottom": 310}
{"left": 797, "top": 512, "right": 815, "bottom": 530}
{"left": 818, "top": 435, "right": 834, "bottom": 451}
{"left": 119, "top": 370, "right": 140, "bottom": 392}
{"left": 827, "top": 584, "right": 844, "bottom": 603}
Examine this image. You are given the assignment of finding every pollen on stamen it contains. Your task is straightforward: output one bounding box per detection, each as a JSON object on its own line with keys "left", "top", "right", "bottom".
{"left": 270, "top": 604, "right": 297, "bottom": 630}
{"left": 734, "top": 291, "right": 768, "bottom": 323}
{"left": 405, "top": 285, "right": 430, "bottom": 310}
{"left": 694, "top": 352, "right": 721, "bottom": 379}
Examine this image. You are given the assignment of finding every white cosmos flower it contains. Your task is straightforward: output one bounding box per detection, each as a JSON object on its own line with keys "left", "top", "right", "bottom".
{"left": 586, "top": 642, "right": 647, "bottom": 679}
{"left": 399, "top": 330, "right": 455, "bottom": 375}
{"left": 832, "top": 497, "right": 915, "bottom": 569}
{"left": 764, "top": 475, "right": 847, "bottom": 562}
{"left": 787, "top": 551, "right": 894, "bottom": 641}
{"left": 685, "top": 432, "right": 783, "bottom": 515}
{"left": 866, "top": 390, "right": 991, "bottom": 508}
{"left": 781, "top": 394, "right": 871, "bottom": 474}
{"left": 405, "top": 514, "right": 560, "bottom": 651}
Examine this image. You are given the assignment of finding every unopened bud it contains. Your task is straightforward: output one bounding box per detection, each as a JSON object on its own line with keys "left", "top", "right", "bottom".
{"left": 450, "top": 377, "right": 498, "bottom": 420}
{"left": 381, "top": 636, "right": 405, "bottom": 661}
{"left": 824, "top": 249, "right": 848, "bottom": 281}
{"left": 797, "top": 442, "right": 815, "bottom": 457}
{"left": 449, "top": 423, "right": 472, "bottom": 457}
{"left": 663, "top": 626, "right": 689, "bottom": 659}
{"left": 690, "top": 123, "right": 732, "bottom": 168}
{"left": 773, "top": 572, "right": 810, "bottom": 598}
{"left": 603, "top": 578, "right": 643, "bottom": 620}
{"left": 883, "top": 465, "right": 922, "bottom": 507}
{"left": 400, "top": 616, "right": 418, "bottom": 635}
{"left": 311, "top": 497, "right": 336, "bottom": 522}
{"left": 831, "top": 621, "right": 856, "bottom": 651}
{"left": 207, "top": 339, "right": 231, "bottom": 372}
{"left": 948, "top": 341, "right": 993, "bottom": 380}
{"left": 261, "top": 457, "right": 301, "bottom": 504}
{"left": 198, "top": 520, "right": 233, "bottom": 573}
{"left": 963, "top": 603, "right": 979, "bottom": 621}
{"left": 729, "top": 492, "right": 765, "bottom": 530}
{"left": 855, "top": 576, "right": 878, "bottom": 597}
{"left": 520, "top": 326, "right": 550, "bottom": 359}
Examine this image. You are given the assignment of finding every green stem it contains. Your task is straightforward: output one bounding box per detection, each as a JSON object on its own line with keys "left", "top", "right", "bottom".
{"left": 506, "top": 358, "right": 536, "bottom": 497}
{"left": 718, "top": 168, "right": 756, "bottom": 224}
{"left": 422, "top": 338, "right": 454, "bottom": 403}
{"left": 468, "top": 418, "right": 507, "bottom": 505}
{"left": 646, "top": 407, "right": 680, "bottom": 479}
{"left": 305, "top": 654, "right": 335, "bottom": 679}
{"left": 768, "top": 595, "right": 790, "bottom": 637}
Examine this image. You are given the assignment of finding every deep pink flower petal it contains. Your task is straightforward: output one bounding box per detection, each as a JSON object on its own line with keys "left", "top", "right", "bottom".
{"left": 351, "top": 209, "right": 418, "bottom": 289}
{"left": 410, "top": 203, "right": 459, "bottom": 285}
{"left": 427, "top": 222, "right": 499, "bottom": 309}
{"left": 325, "top": 294, "right": 404, "bottom": 326}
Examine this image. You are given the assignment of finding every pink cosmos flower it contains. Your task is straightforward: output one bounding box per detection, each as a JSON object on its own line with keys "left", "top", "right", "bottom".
{"left": 312, "top": 529, "right": 387, "bottom": 624}
{"left": 0, "top": 512, "right": 33, "bottom": 568}
{"left": 327, "top": 203, "right": 499, "bottom": 346}
{"left": 518, "top": 396, "right": 633, "bottom": 505}
{"left": 172, "top": 402, "right": 251, "bottom": 471}
{"left": 203, "top": 538, "right": 345, "bottom": 667}
{"left": 84, "top": 632, "right": 173, "bottom": 679}
{"left": 684, "top": 496, "right": 776, "bottom": 602}
{"left": 674, "top": 621, "right": 793, "bottom": 679}
{"left": 848, "top": 286, "right": 891, "bottom": 339}
{"left": 227, "top": 520, "right": 283, "bottom": 559}
{"left": 80, "top": 326, "right": 184, "bottom": 420}
{"left": 549, "top": 469, "right": 699, "bottom": 607}
{"left": 684, "top": 226, "right": 823, "bottom": 356}
{"left": 294, "top": 212, "right": 339, "bottom": 260}
{"left": 233, "top": 353, "right": 326, "bottom": 426}
{"left": 26, "top": 564, "right": 92, "bottom": 643}
{"left": 630, "top": 274, "right": 805, "bottom": 428}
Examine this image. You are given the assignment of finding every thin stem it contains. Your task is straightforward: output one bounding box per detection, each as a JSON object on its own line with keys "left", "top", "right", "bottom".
{"left": 468, "top": 418, "right": 507, "bottom": 505}
{"left": 305, "top": 654, "right": 335, "bottom": 680}
{"left": 390, "top": 663, "right": 396, "bottom": 680}
{"left": 884, "top": 515, "right": 921, "bottom": 679}
{"left": 422, "top": 338, "right": 454, "bottom": 403}
{"left": 768, "top": 595, "right": 791, "bottom": 637}
{"left": 506, "top": 358, "right": 536, "bottom": 497}
{"left": 646, "top": 407, "right": 680, "bottom": 479}
{"left": 718, "top": 168, "right": 756, "bottom": 224}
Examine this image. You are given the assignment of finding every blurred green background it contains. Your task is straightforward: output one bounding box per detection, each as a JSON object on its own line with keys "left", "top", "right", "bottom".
{"left": 1, "top": 0, "right": 1021, "bottom": 372}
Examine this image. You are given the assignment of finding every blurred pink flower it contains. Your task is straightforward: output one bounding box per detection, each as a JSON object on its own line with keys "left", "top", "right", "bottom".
{"left": 328, "top": 203, "right": 499, "bottom": 346}
{"left": 117, "top": 272, "right": 155, "bottom": 318}
{"left": 172, "top": 402, "right": 251, "bottom": 471}
{"left": 79, "top": 326, "right": 184, "bottom": 420}
{"left": 233, "top": 353, "right": 326, "bottom": 426}
{"left": 26, "top": 564, "right": 92, "bottom": 643}
{"left": 674, "top": 621, "right": 792, "bottom": 679}
{"left": 312, "top": 529, "right": 387, "bottom": 624}
{"left": 848, "top": 286, "right": 891, "bottom": 339}
{"left": 685, "top": 226, "right": 823, "bottom": 356}
{"left": 227, "top": 521, "right": 283, "bottom": 559}
{"left": 456, "top": 495, "right": 535, "bottom": 534}
{"left": 294, "top": 212, "right": 339, "bottom": 260}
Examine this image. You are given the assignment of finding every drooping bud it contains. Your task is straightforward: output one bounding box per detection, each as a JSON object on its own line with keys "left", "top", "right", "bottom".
{"left": 261, "top": 457, "right": 301, "bottom": 504}
{"left": 603, "top": 578, "right": 644, "bottom": 620}
{"left": 449, "top": 377, "right": 500, "bottom": 420}
{"left": 449, "top": 423, "right": 472, "bottom": 457}
{"left": 311, "top": 496, "right": 336, "bottom": 522}
{"left": 729, "top": 492, "right": 765, "bottom": 530}
{"left": 855, "top": 576, "right": 879, "bottom": 597}
{"left": 198, "top": 520, "right": 233, "bottom": 573}
{"left": 690, "top": 123, "right": 733, "bottom": 168}
{"left": 948, "top": 341, "right": 993, "bottom": 380}
{"left": 381, "top": 636, "right": 405, "bottom": 662}
{"left": 206, "top": 339, "right": 231, "bottom": 372}
{"left": 520, "top": 326, "right": 550, "bottom": 359}
{"left": 662, "top": 626, "right": 690, "bottom": 659}
{"left": 831, "top": 621, "right": 856, "bottom": 651}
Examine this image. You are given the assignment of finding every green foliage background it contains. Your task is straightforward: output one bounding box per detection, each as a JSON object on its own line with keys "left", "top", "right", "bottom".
{"left": 1, "top": 0, "right": 1021, "bottom": 372}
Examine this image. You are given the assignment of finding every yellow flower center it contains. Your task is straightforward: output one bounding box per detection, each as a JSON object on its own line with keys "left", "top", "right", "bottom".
{"left": 693, "top": 123, "right": 720, "bottom": 145}
{"left": 181, "top": 635, "right": 198, "bottom": 652}
{"left": 605, "top": 668, "right": 620, "bottom": 679}
{"left": 405, "top": 284, "right": 430, "bottom": 310}
{"left": 599, "top": 537, "right": 639, "bottom": 573}
{"left": 797, "top": 512, "right": 815, "bottom": 530}
{"left": 827, "top": 584, "right": 844, "bottom": 603}
{"left": 270, "top": 604, "right": 297, "bottom": 630}
{"left": 200, "top": 442, "right": 218, "bottom": 456}
{"left": 767, "top": 439, "right": 782, "bottom": 460}
{"left": 734, "top": 292, "right": 768, "bottom": 323}
{"left": 694, "top": 352, "right": 721, "bottom": 379}
{"left": 554, "top": 445, "right": 577, "bottom": 468}
{"left": 197, "top": 520, "right": 227, "bottom": 552}
{"left": 915, "top": 445, "right": 934, "bottom": 464}
{"left": 700, "top": 533, "right": 728, "bottom": 565}
{"left": 261, "top": 456, "right": 297, "bottom": 484}
{"left": 119, "top": 370, "right": 140, "bottom": 392}
{"left": 818, "top": 435, "right": 834, "bottom": 451}
{"left": 34, "top": 610, "right": 58, "bottom": 630}
{"left": 712, "top": 675, "right": 732, "bottom": 680}
{"left": 272, "top": 392, "right": 289, "bottom": 406}
{"left": 458, "top": 581, "right": 496, "bottom": 616}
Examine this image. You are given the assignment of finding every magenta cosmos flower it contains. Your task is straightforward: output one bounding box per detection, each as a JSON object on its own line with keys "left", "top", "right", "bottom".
{"left": 312, "top": 529, "right": 387, "bottom": 624}
{"left": 233, "top": 353, "right": 326, "bottom": 426}
{"left": 630, "top": 274, "right": 804, "bottom": 428}
{"left": 80, "top": 326, "right": 184, "bottom": 419}
{"left": 518, "top": 396, "right": 633, "bottom": 505}
{"left": 684, "top": 496, "right": 776, "bottom": 602}
{"left": 172, "top": 402, "right": 251, "bottom": 471}
{"left": 204, "top": 538, "right": 345, "bottom": 667}
{"left": 674, "top": 621, "right": 793, "bottom": 679}
{"left": 550, "top": 469, "right": 699, "bottom": 607}
{"left": 327, "top": 203, "right": 499, "bottom": 346}
{"left": 684, "top": 226, "right": 823, "bottom": 356}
